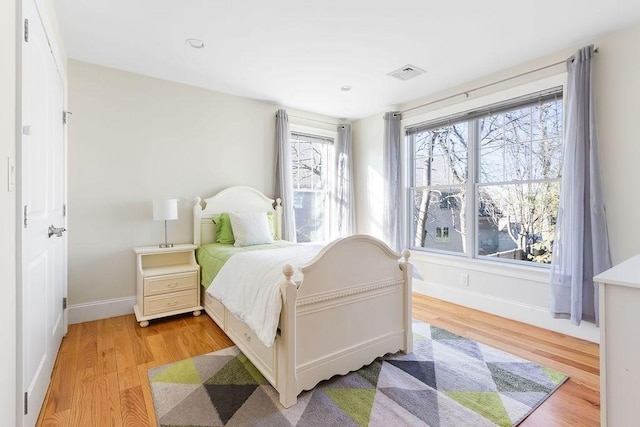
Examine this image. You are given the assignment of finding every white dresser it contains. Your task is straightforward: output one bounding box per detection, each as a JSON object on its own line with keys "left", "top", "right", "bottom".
{"left": 594, "top": 253, "right": 640, "bottom": 427}
{"left": 133, "top": 244, "right": 202, "bottom": 327}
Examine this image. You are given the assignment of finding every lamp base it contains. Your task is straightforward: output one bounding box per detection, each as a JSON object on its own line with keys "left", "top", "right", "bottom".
{"left": 159, "top": 243, "right": 174, "bottom": 248}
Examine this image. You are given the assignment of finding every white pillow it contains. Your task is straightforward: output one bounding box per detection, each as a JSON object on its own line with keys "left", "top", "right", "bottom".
{"left": 229, "top": 211, "right": 275, "bottom": 247}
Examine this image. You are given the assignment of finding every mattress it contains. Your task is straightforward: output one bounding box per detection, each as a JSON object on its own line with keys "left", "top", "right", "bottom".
{"left": 196, "top": 240, "right": 294, "bottom": 288}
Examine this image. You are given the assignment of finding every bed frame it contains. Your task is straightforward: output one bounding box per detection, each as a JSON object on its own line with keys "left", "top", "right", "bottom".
{"left": 193, "top": 186, "right": 413, "bottom": 408}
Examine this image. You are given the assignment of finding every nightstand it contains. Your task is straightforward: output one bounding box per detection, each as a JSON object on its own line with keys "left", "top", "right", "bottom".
{"left": 133, "top": 244, "right": 202, "bottom": 327}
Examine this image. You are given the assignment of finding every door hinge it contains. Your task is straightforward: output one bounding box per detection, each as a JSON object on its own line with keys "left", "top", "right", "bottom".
{"left": 63, "top": 204, "right": 67, "bottom": 216}
{"left": 63, "top": 297, "right": 67, "bottom": 310}
{"left": 24, "top": 19, "right": 29, "bottom": 43}
{"left": 23, "top": 205, "right": 28, "bottom": 228}
{"left": 63, "top": 110, "right": 72, "bottom": 124}
{"left": 24, "top": 391, "right": 28, "bottom": 415}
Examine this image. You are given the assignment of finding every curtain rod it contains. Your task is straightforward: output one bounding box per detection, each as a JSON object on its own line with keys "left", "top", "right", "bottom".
{"left": 287, "top": 114, "right": 345, "bottom": 127}
{"left": 399, "top": 48, "right": 598, "bottom": 116}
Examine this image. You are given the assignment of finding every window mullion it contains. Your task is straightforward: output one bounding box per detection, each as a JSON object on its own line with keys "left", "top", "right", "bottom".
{"left": 468, "top": 119, "right": 478, "bottom": 260}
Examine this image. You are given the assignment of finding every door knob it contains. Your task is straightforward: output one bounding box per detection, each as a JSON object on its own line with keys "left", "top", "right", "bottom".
{"left": 48, "top": 225, "right": 66, "bottom": 238}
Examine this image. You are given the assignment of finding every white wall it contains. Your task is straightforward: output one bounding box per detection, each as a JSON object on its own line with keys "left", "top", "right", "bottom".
{"left": 594, "top": 23, "right": 640, "bottom": 264}
{"left": 353, "top": 22, "right": 640, "bottom": 343}
{"left": 0, "top": 0, "right": 17, "bottom": 424}
{"left": 67, "top": 60, "right": 341, "bottom": 317}
{"left": 353, "top": 115, "right": 386, "bottom": 241}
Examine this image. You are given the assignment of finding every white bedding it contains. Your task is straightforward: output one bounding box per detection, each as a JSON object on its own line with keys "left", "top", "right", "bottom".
{"left": 206, "top": 243, "right": 324, "bottom": 347}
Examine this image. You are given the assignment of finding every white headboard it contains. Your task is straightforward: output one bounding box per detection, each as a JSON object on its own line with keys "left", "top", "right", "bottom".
{"left": 193, "top": 186, "right": 283, "bottom": 246}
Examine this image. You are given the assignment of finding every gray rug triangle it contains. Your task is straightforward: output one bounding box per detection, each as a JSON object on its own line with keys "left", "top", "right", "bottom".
{"left": 225, "top": 385, "right": 291, "bottom": 426}
{"left": 148, "top": 319, "right": 569, "bottom": 427}
{"left": 160, "top": 385, "right": 223, "bottom": 426}
{"left": 204, "top": 383, "right": 259, "bottom": 424}
{"left": 296, "top": 388, "right": 359, "bottom": 427}
{"left": 148, "top": 382, "right": 201, "bottom": 420}
{"left": 386, "top": 360, "right": 437, "bottom": 389}
{"left": 193, "top": 354, "right": 237, "bottom": 382}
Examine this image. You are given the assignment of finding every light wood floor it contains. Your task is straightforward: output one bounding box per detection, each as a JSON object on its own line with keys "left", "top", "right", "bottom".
{"left": 37, "top": 294, "right": 599, "bottom": 426}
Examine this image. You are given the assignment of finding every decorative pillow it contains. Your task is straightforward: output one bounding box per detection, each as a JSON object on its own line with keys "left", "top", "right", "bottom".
{"left": 212, "top": 213, "right": 234, "bottom": 244}
{"left": 229, "top": 211, "right": 274, "bottom": 247}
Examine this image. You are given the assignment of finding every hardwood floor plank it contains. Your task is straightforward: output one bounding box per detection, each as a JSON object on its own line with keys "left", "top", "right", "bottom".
{"left": 40, "top": 324, "right": 81, "bottom": 417}
{"left": 137, "top": 364, "right": 158, "bottom": 427}
{"left": 96, "top": 318, "right": 117, "bottom": 375}
{"left": 38, "top": 409, "right": 70, "bottom": 427}
{"left": 38, "top": 294, "right": 600, "bottom": 426}
{"left": 76, "top": 321, "right": 99, "bottom": 382}
{"left": 69, "top": 372, "right": 122, "bottom": 427}
{"left": 120, "top": 385, "right": 149, "bottom": 427}
{"left": 125, "top": 316, "right": 155, "bottom": 365}
{"left": 145, "top": 333, "right": 173, "bottom": 369}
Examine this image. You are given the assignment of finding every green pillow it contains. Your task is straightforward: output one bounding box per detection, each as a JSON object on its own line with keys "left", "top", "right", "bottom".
{"left": 213, "top": 211, "right": 279, "bottom": 243}
{"left": 267, "top": 211, "right": 279, "bottom": 240}
{"left": 212, "top": 213, "right": 234, "bottom": 244}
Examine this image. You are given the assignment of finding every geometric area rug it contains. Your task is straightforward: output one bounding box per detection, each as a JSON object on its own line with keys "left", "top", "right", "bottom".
{"left": 148, "top": 320, "right": 568, "bottom": 427}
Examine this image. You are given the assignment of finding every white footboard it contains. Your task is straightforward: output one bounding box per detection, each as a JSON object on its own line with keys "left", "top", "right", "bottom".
{"left": 276, "top": 235, "right": 413, "bottom": 407}
{"left": 200, "top": 235, "right": 413, "bottom": 409}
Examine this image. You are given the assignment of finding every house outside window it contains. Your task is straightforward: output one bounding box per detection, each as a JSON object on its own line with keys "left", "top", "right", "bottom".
{"left": 290, "top": 131, "right": 333, "bottom": 243}
{"left": 408, "top": 88, "right": 563, "bottom": 265}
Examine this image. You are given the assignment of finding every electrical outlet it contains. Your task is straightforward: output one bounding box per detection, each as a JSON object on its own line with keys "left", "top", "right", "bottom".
{"left": 460, "top": 272, "right": 469, "bottom": 286}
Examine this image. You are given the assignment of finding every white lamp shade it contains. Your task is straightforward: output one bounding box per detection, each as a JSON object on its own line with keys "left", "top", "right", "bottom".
{"left": 153, "top": 199, "right": 179, "bottom": 221}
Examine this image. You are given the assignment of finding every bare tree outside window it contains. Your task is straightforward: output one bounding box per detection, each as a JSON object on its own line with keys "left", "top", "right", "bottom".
{"left": 412, "top": 123, "right": 467, "bottom": 253}
{"left": 291, "top": 132, "right": 333, "bottom": 243}
{"left": 409, "top": 93, "right": 563, "bottom": 265}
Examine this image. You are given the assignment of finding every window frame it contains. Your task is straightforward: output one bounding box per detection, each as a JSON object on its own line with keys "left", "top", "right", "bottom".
{"left": 289, "top": 124, "right": 337, "bottom": 243}
{"left": 405, "top": 77, "right": 566, "bottom": 268}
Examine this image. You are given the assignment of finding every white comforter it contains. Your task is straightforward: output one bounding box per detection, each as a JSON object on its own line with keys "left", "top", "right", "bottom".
{"left": 206, "top": 244, "right": 324, "bottom": 347}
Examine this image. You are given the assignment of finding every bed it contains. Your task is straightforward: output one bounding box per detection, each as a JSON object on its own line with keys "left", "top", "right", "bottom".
{"left": 193, "top": 186, "right": 413, "bottom": 408}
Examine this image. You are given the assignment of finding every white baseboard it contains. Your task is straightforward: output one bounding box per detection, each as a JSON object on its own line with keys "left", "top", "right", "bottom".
{"left": 67, "top": 296, "right": 136, "bottom": 324}
{"left": 414, "top": 280, "right": 600, "bottom": 343}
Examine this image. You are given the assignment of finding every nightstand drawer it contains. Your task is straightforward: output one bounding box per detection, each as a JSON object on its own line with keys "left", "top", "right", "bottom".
{"left": 143, "top": 289, "right": 198, "bottom": 316}
{"left": 144, "top": 271, "right": 197, "bottom": 296}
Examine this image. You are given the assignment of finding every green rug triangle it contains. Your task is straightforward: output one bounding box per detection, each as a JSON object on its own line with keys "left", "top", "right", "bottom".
{"left": 324, "top": 388, "right": 376, "bottom": 427}
{"left": 488, "top": 364, "right": 551, "bottom": 393}
{"left": 431, "top": 326, "right": 465, "bottom": 340}
{"left": 413, "top": 331, "right": 429, "bottom": 341}
{"left": 238, "top": 354, "right": 266, "bottom": 384}
{"left": 152, "top": 359, "right": 201, "bottom": 384}
{"left": 445, "top": 391, "right": 511, "bottom": 427}
{"left": 543, "top": 366, "right": 566, "bottom": 385}
{"left": 357, "top": 359, "right": 383, "bottom": 386}
{"left": 205, "top": 356, "right": 261, "bottom": 385}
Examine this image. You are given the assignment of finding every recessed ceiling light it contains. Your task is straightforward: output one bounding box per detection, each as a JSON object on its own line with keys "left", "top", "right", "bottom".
{"left": 186, "top": 38, "right": 205, "bottom": 49}
{"left": 341, "top": 85, "right": 352, "bottom": 92}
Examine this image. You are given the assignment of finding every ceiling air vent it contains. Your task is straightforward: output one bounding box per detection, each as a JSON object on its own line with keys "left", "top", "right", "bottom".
{"left": 388, "top": 64, "right": 426, "bottom": 81}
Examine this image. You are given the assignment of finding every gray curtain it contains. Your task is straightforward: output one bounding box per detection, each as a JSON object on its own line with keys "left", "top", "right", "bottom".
{"left": 550, "top": 45, "right": 611, "bottom": 326}
{"left": 274, "top": 109, "right": 297, "bottom": 242}
{"left": 383, "top": 112, "right": 402, "bottom": 252}
{"left": 334, "top": 124, "right": 355, "bottom": 236}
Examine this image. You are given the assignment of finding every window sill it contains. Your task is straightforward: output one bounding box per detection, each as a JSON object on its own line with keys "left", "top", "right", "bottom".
{"left": 409, "top": 250, "right": 550, "bottom": 284}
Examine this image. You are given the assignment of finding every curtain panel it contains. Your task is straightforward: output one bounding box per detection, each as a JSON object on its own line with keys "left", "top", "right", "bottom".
{"left": 334, "top": 124, "right": 355, "bottom": 236}
{"left": 383, "top": 112, "right": 403, "bottom": 253}
{"left": 274, "top": 109, "right": 297, "bottom": 242}
{"left": 550, "top": 45, "right": 611, "bottom": 326}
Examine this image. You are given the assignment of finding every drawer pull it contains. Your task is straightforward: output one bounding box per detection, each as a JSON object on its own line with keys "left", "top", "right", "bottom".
{"left": 167, "top": 301, "right": 178, "bottom": 307}
{"left": 167, "top": 282, "right": 178, "bottom": 288}
{"left": 243, "top": 332, "right": 252, "bottom": 342}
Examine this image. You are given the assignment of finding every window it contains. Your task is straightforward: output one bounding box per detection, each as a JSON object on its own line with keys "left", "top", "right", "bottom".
{"left": 290, "top": 131, "right": 333, "bottom": 242}
{"left": 408, "top": 88, "right": 563, "bottom": 265}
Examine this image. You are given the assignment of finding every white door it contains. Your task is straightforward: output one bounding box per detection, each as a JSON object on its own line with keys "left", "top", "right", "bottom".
{"left": 21, "top": 0, "right": 67, "bottom": 424}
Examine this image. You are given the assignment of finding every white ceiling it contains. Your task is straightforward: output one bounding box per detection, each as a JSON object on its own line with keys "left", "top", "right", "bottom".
{"left": 53, "top": 0, "right": 640, "bottom": 120}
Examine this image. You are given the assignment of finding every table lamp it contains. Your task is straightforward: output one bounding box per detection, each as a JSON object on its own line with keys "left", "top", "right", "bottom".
{"left": 153, "top": 199, "right": 178, "bottom": 248}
